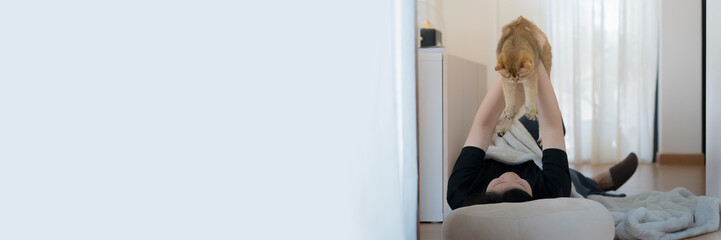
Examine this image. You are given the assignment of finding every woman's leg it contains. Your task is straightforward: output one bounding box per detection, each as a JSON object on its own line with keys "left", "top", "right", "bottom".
{"left": 569, "top": 169, "right": 602, "bottom": 198}
{"left": 591, "top": 153, "right": 639, "bottom": 191}
{"left": 570, "top": 153, "right": 639, "bottom": 197}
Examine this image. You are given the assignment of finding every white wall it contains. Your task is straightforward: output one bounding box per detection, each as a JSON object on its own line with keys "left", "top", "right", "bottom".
{"left": 707, "top": 0, "right": 721, "bottom": 198}
{"left": 658, "top": 0, "right": 703, "bottom": 154}
{"left": 0, "top": 0, "right": 418, "bottom": 239}
{"left": 417, "top": 0, "right": 497, "bottom": 87}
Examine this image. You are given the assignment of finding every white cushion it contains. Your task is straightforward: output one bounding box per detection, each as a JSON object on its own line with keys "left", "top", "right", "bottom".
{"left": 442, "top": 198, "right": 614, "bottom": 240}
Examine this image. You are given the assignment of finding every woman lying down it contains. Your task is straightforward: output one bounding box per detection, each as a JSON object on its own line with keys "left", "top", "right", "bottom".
{"left": 446, "top": 34, "right": 638, "bottom": 210}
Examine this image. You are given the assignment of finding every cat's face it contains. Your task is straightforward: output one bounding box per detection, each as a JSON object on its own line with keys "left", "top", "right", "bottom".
{"left": 494, "top": 50, "right": 534, "bottom": 82}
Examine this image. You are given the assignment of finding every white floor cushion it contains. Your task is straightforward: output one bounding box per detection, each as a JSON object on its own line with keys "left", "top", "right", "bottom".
{"left": 442, "top": 198, "right": 614, "bottom": 240}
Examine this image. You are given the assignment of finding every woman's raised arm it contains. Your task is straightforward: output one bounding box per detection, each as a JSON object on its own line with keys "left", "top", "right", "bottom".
{"left": 463, "top": 75, "right": 506, "bottom": 151}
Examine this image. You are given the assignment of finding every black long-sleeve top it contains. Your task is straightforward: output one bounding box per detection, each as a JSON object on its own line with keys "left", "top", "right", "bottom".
{"left": 446, "top": 146, "right": 571, "bottom": 210}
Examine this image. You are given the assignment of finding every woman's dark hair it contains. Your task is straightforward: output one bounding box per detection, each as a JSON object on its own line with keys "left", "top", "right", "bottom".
{"left": 462, "top": 189, "right": 534, "bottom": 207}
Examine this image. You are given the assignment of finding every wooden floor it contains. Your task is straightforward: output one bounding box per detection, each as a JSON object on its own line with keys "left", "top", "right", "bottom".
{"left": 420, "top": 162, "right": 721, "bottom": 240}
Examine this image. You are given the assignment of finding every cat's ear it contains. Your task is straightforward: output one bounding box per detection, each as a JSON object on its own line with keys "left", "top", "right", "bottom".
{"left": 522, "top": 61, "right": 533, "bottom": 70}
{"left": 519, "top": 61, "right": 533, "bottom": 75}
{"left": 519, "top": 52, "right": 533, "bottom": 71}
{"left": 494, "top": 55, "right": 505, "bottom": 71}
{"left": 494, "top": 63, "right": 505, "bottom": 71}
{"left": 518, "top": 54, "right": 533, "bottom": 75}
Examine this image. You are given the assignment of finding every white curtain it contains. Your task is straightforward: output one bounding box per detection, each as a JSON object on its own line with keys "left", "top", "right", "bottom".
{"left": 546, "top": 0, "right": 658, "bottom": 163}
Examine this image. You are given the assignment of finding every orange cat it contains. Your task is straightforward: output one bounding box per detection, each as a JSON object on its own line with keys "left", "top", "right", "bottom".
{"left": 494, "top": 16, "right": 552, "bottom": 136}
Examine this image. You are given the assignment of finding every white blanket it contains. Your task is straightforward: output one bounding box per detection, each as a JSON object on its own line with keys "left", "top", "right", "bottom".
{"left": 588, "top": 188, "right": 721, "bottom": 240}
{"left": 485, "top": 119, "right": 584, "bottom": 198}
{"left": 486, "top": 119, "right": 543, "bottom": 169}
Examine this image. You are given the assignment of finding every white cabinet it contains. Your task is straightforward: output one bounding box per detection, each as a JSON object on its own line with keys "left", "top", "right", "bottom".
{"left": 418, "top": 48, "right": 486, "bottom": 222}
{"left": 418, "top": 48, "right": 444, "bottom": 222}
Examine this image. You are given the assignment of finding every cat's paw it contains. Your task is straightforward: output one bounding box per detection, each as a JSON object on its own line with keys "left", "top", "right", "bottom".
{"left": 503, "top": 108, "right": 516, "bottom": 120}
{"left": 496, "top": 117, "right": 512, "bottom": 137}
{"left": 524, "top": 106, "right": 538, "bottom": 120}
{"left": 496, "top": 125, "right": 509, "bottom": 137}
